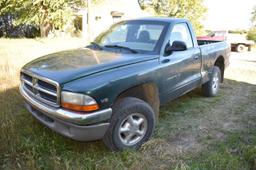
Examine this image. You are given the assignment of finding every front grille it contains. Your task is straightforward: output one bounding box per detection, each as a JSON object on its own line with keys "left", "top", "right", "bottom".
{"left": 21, "top": 70, "right": 60, "bottom": 107}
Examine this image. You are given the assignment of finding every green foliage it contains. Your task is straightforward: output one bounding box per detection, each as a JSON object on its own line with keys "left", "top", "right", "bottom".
{"left": 247, "top": 6, "right": 256, "bottom": 42}
{"left": 247, "top": 28, "right": 256, "bottom": 42}
{"left": 229, "top": 29, "right": 247, "bottom": 34}
{"left": 140, "top": 0, "right": 207, "bottom": 35}
{"left": 251, "top": 6, "right": 256, "bottom": 26}
{"left": 0, "top": 0, "right": 87, "bottom": 37}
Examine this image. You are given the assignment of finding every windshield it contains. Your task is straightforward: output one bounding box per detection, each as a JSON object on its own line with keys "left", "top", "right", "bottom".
{"left": 94, "top": 21, "right": 167, "bottom": 54}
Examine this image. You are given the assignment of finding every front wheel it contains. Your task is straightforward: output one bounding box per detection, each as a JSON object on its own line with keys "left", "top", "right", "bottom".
{"left": 202, "top": 66, "right": 221, "bottom": 97}
{"left": 103, "top": 97, "right": 155, "bottom": 151}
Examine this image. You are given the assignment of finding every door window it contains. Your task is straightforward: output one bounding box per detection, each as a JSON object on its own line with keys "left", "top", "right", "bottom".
{"left": 169, "top": 23, "right": 193, "bottom": 49}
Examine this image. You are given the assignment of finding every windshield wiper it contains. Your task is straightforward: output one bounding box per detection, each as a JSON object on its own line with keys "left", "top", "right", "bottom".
{"left": 104, "top": 45, "right": 138, "bottom": 53}
{"left": 89, "top": 42, "right": 103, "bottom": 50}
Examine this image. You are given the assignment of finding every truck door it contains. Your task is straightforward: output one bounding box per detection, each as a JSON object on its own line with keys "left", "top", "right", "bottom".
{"left": 160, "top": 23, "right": 201, "bottom": 101}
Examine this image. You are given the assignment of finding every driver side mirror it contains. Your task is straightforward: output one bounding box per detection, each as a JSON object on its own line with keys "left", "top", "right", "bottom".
{"left": 165, "top": 41, "right": 187, "bottom": 54}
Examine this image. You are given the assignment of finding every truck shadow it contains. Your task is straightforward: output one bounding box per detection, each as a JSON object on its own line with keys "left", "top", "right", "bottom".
{"left": 0, "top": 78, "right": 255, "bottom": 155}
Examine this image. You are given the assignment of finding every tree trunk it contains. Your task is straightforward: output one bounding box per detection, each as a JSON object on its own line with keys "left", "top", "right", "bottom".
{"left": 40, "top": 22, "right": 52, "bottom": 37}
{"left": 39, "top": 2, "right": 52, "bottom": 37}
{"left": 87, "top": 0, "right": 91, "bottom": 42}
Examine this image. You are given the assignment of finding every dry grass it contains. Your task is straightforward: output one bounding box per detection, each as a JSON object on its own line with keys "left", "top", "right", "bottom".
{"left": 0, "top": 38, "right": 86, "bottom": 90}
{"left": 0, "top": 39, "right": 256, "bottom": 169}
{"left": 225, "top": 52, "right": 256, "bottom": 84}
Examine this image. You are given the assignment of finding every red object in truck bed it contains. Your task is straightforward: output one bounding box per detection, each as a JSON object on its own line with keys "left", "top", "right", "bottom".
{"left": 197, "top": 36, "right": 226, "bottom": 41}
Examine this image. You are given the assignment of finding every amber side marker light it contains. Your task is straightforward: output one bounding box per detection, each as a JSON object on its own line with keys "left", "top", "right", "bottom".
{"left": 62, "top": 102, "right": 99, "bottom": 112}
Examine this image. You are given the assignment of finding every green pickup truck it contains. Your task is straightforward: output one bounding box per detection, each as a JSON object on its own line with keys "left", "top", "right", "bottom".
{"left": 20, "top": 17, "right": 230, "bottom": 151}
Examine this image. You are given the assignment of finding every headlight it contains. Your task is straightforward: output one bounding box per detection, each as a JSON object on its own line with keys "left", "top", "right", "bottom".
{"left": 61, "top": 91, "right": 99, "bottom": 112}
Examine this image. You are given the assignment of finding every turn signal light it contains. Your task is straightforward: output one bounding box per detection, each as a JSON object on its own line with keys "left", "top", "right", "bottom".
{"left": 62, "top": 102, "right": 99, "bottom": 112}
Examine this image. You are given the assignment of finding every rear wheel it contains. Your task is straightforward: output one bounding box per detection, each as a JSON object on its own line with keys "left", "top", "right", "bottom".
{"left": 236, "top": 44, "right": 248, "bottom": 52}
{"left": 202, "top": 66, "right": 221, "bottom": 97}
{"left": 248, "top": 46, "right": 252, "bottom": 52}
{"left": 103, "top": 97, "right": 155, "bottom": 151}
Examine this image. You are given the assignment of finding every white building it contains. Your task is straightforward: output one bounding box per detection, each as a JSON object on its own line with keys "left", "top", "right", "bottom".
{"left": 76, "top": 0, "right": 150, "bottom": 41}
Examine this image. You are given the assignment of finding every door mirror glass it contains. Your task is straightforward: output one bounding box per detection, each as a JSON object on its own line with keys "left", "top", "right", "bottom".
{"left": 165, "top": 41, "right": 187, "bottom": 53}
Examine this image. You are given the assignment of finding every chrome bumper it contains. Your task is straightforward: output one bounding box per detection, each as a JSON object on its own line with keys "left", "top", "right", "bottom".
{"left": 19, "top": 84, "right": 112, "bottom": 126}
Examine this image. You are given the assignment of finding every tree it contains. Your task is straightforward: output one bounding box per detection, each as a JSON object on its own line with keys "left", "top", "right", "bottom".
{"left": 251, "top": 6, "right": 256, "bottom": 27}
{"left": 1, "top": 0, "right": 86, "bottom": 37}
{"left": 247, "top": 6, "right": 256, "bottom": 42}
{"left": 139, "top": 0, "right": 207, "bottom": 35}
{"left": 247, "top": 29, "right": 256, "bottom": 42}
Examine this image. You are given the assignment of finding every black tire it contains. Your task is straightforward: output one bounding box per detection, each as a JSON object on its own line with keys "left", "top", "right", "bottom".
{"left": 103, "top": 97, "right": 155, "bottom": 151}
{"left": 236, "top": 44, "right": 247, "bottom": 53}
{"left": 202, "top": 66, "right": 221, "bottom": 97}
{"left": 248, "top": 46, "right": 252, "bottom": 52}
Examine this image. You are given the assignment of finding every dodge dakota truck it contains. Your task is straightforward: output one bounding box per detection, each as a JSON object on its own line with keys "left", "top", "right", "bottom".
{"left": 20, "top": 17, "right": 230, "bottom": 151}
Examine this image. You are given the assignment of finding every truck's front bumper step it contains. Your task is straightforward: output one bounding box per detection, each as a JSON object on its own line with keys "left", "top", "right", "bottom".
{"left": 20, "top": 84, "right": 112, "bottom": 141}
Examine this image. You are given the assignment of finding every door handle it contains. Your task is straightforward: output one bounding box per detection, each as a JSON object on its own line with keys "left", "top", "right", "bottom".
{"left": 193, "top": 55, "right": 199, "bottom": 60}
{"left": 161, "top": 59, "right": 170, "bottom": 63}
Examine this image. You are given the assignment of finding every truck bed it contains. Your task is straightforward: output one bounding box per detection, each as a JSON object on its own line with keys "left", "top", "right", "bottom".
{"left": 198, "top": 40, "right": 230, "bottom": 84}
{"left": 197, "top": 40, "right": 222, "bottom": 46}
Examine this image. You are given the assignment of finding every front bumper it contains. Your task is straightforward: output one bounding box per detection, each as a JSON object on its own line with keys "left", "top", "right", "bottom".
{"left": 20, "top": 85, "right": 112, "bottom": 141}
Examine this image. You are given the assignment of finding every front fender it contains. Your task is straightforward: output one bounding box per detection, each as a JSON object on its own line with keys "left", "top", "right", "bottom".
{"left": 62, "top": 59, "right": 160, "bottom": 109}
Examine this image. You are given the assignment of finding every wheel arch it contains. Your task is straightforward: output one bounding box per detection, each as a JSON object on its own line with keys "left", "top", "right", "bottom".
{"left": 214, "top": 55, "right": 225, "bottom": 82}
{"left": 115, "top": 82, "right": 160, "bottom": 119}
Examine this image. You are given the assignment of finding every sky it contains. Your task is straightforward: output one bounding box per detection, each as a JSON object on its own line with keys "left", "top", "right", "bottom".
{"left": 203, "top": 0, "right": 256, "bottom": 30}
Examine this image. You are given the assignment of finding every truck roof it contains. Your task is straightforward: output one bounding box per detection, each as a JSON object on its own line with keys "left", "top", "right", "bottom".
{"left": 128, "top": 17, "right": 189, "bottom": 23}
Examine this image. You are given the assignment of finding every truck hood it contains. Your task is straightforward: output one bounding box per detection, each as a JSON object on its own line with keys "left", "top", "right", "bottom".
{"left": 22, "top": 48, "right": 158, "bottom": 84}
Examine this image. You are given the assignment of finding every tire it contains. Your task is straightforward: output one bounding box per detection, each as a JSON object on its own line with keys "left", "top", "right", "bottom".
{"left": 202, "top": 66, "right": 221, "bottom": 97}
{"left": 248, "top": 46, "right": 252, "bottom": 52}
{"left": 236, "top": 44, "right": 247, "bottom": 53}
{"left": 103, "top": 97, "right": 155, "bottom": 151}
